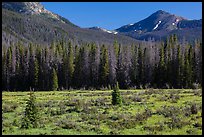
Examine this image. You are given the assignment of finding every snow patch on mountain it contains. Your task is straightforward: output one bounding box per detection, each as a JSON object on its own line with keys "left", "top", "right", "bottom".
{"left": 100, "top": 28, "right": 117, "bottom": 34}
{"left": 153, "top": 21, "right": 161, "bottom": 30}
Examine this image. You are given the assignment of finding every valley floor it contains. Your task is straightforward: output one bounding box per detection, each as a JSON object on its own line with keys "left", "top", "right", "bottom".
{"left": 2, "top": 89, "right": 202, "bottom": 135}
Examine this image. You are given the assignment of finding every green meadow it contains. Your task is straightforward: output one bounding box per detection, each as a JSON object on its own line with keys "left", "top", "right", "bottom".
{"left": 2, "top": 89, "right": 202, "bottom": 135}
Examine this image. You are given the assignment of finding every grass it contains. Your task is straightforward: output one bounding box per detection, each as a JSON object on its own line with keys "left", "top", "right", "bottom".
{"left": 2, "top": 89, "right": 202, "bottom": 135}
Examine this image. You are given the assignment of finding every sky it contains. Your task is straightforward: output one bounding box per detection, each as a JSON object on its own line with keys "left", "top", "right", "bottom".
{"left": 41, "top": 2, "right": 202, "bottom": 30}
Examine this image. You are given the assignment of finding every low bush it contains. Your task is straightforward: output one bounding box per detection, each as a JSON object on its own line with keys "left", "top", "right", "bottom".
{"left": 190, "top": 103, "right": 198, "bottom": 114}
{"left": 192, "top": 83, "right": 200, "bottom": 89}
{"left": 56, "top": 119, "right": 77, "bottom": 129}
{"left": 193, "top": 122, "right": 202, "bottom": 129}
{"left": 132, "top": 95, "right": 142, "bottom": 102}
{"left": 2, "top": 103, "right": 18, "bottom": 113}
{"left": 193, "top": 89, "right": 201, "bottom": 96}
{"left": 144, "top": 122, "right": 165, "bottom": 132}
{"left": 156, "top": 105, "right": 180, "bottom": 117}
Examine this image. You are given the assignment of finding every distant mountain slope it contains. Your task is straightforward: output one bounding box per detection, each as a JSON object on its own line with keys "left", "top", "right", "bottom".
{"left": 2, "top": 2, "right": 140, "bottom": 46}
{"left": 115, "top": 10, "right": 202, "bottom": 42}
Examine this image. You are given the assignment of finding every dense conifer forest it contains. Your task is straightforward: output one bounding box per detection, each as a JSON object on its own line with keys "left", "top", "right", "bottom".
{"left": 2, "top": 34, "right": 202, "bottom": 91}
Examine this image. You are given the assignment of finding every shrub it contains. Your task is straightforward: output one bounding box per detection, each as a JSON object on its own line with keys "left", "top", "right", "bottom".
{"left": 56, "top": 119, "right": 77, "bottom": 129}
{"left": 67, "top": 99, "right": 85, "bottom": 113}
{"left": 12, "top": 118, "right": 19, "bottom": 127}
{"left": 169, "top": 93, "right": 180, "bottom": 103}
{"left": 145, "top": 88, "right": 156, "bottom": 95}
{"left": 156, "top": 105, "right": 180, "bottom": 117}
{"left": 133, "top": 95, "right": 142, "bottom": 102}
{"left": 109, "top": 129, "right": 120, "bottom": 135}
{"left": 144, "top": 108, "right": 152, "bottom": 117}
{"left": 186, "top": 129, "right": 198, "bottom": 135}
{"left": 110, "top": 115, "right": 119, "bottom": 121}
{"left": 165, "top": 116, "right": 182, "bottom": 129}
{"left": 58, "top": 101, "right": 67, "bottom": 114}
{"left": 193, "top": 89, "right": 201, "bottom": 96}
{"left": 182, "top": 106, "right": 192, "bottom": 116}
{"left": 193, "top": 122, "right": 202, "bottom": 129}
{"left": 158, "top": 94, "right": 168, "bottom": 101}
{"left": 94, "top": 98, "right": 106, "bottom": 106}
{"left": 192, "top": 83, "right": 200, "bottom": 89}
{"left": 2, "top": 104, "right": 13, "bottom": 113}
{"left": 2, "top": 103, "right": 18, "bottom": 113}
{"left": 190, "top": 103, "right": 198, "bottom": 114}
{"left": 118, "top": 118, "right": 136, "bottom": 129}
{"left": 135, "top": 112, "right": 147, "bottom": 121}
{"left": 144, "top": 122, "right": 164, "bottom": 132}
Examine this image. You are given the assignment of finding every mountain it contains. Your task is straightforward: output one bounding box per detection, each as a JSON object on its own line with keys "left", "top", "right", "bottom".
{"left": 115, "top": 10, "right": 202, "bottom": 42}
{"left": 2, "top": 3, "right": 201, "bottom": 46}
{"left": 88, "top": 27, "right": 118, "bottom": 34}
{"left": 2, "top": 2, "right": 141, "bottom": 46}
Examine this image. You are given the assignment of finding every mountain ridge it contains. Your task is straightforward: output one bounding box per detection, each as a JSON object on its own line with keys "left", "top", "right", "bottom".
{"left": 115, "top": 10, "right": 202, "bottom": 42}
{"left": 2, "top": 2, "right": 202, "bottom": 46}
{"left": 2, "top": 2, "right": 141, "bottom": 46}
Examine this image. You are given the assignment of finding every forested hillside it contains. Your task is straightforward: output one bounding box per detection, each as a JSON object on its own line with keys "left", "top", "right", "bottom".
{"left": 2, "top": 34, "right": 202, "bottom": 91}
{"left": 2, "top": 8, "right": 140, "bottom": 47}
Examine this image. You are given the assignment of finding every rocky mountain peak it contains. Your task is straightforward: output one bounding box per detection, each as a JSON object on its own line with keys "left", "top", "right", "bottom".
{"left": 2, "top": 2, "right": 45, "bottom": 14}
{"left": 2, "top": 2, "right": 65, "bottom": 23}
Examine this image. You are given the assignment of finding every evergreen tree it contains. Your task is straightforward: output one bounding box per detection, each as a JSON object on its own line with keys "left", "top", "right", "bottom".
{"left": 99, "top": 45, "right": 109, "bottom": 88}
{"left": 176, "top": 44, "right": 183, "bottom": 88}
{"left": 67, "top": 41, "right": 74, "bottom": 89}
{"left": 2, "top": 37, "right": 202, "bottom": 91}
{"left": 21, "top": 91, "right": 39, "bottom": 129}
{"left": 158, "top": 43, "right": 166, "bottom": 87}
{"left": 111, "top": 82, "right": 122, "bottom": 105}
{"left": 130, "top": 45, "right": 138, "bottom": 87}
{"left": 34, "top": 59, "right": 39, "bottom": 90}
{"left": 51, "top": 68, "right": 58, "bottom": 91}
{"left": 183, "top": 47, "right": 191, "bottom": 88}
{"left": 89, "top": 43, "right": 100, "bottom": 88}
{"left": 137, "top": 45, "right": 144, "bottom": 87}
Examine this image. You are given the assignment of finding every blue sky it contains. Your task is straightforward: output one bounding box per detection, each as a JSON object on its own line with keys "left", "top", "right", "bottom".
{"left": 41, "top": 2, "right": 202, "bottom": 30}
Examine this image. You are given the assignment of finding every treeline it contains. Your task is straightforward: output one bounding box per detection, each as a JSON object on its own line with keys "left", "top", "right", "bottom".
{"left": 2, "top": 35, "right": 202, "bottom": 91}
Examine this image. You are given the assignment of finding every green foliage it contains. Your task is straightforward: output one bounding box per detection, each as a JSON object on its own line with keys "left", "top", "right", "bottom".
{"left": 99, "top": 45, "right": 109, "bottom": 87}
{"left": 21, "top": 91, "right": 39, "bottom": 129}
{"left": 112, "top": 82, "right": 122, "bottom": 105}
{"left": 1, "top": 34, "right": 202, "bottom": 91}
{"left": 51, "top": 68, "right": 58, "bottom": 91}
{"left": 2, "top": 89, "right": 202, "bottom": 135}
{"left": 34, "top": 59, "right": 39, "bottom": 89}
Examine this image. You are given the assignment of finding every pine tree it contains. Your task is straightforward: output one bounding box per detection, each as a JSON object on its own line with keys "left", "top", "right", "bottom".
{"left": 73, "top": 46, "right": 87, "bottom": 88}
{"left": 34, "top": 59, "right": 39, "bottom": 90}
{"left": 6, "top": 46, "right": 12, "bottom": 90}
{"left": 137, "top": 45, "right": 144, "bottom": 87}
{"left": 67, "top": 41, "right": 74, "bottom": 89}
{"left": 183, "top": 47, "right": 192, "bottom": 88}
{"left": 99, "top": 45, "right": 109, "bottom": 88}
{"left": 89, "top": 43, "right": 100, "bottom": 88}
{"left": 176, "top": 44, "right": 183, "bottom": 88}
{"left": 111, "top": 82, "right": 122, "bottom": 105}
{"left": 130, "top": 45, "right": 138, "bottom": 87}
{"left": 160, "top": 43, "right": 166, "bottom": 87}
{"left": 51, "top": 68, "right": 58, "bottom": 91}
{"left": 21, "top": 91, "right": 39, "bottom": 129}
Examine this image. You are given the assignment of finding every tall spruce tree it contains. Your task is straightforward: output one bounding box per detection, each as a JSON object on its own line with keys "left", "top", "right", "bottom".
{"left": 99, "top": 45, "right": 109, "bottom": 88}
{"left": 67, "top": 41, "right": 74, "bottom": 89}
{"left": 51, "top": 68, "right": 58, "bottom": 91}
